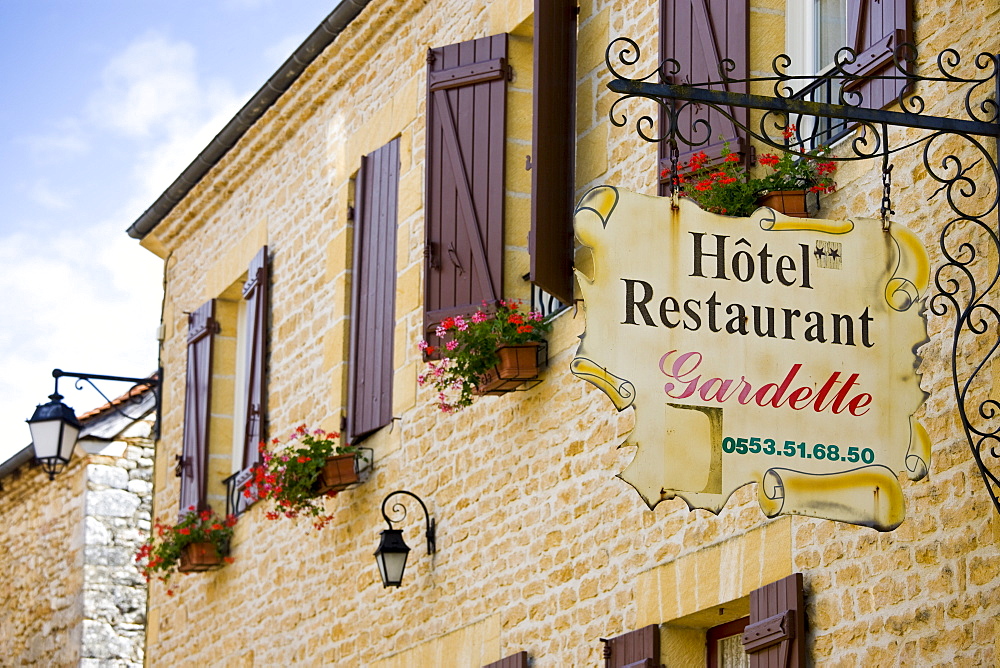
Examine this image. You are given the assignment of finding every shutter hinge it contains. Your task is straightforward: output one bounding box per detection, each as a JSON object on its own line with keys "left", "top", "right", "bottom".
{"left": 424, "top": 242, "right": 440, "bottom": 269}
{"left": 347, "top": 205, "right": 355, "bottom": 221}
{"left": 506, "top": 63, "right": 514, "bottom": 81}
{"left": 174, "top": 455, "right": 184, "bottom": 477}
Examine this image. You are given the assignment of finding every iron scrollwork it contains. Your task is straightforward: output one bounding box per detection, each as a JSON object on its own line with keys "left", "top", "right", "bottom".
{"left": 603, "top": 38, "right": 1000, "bottom": 516}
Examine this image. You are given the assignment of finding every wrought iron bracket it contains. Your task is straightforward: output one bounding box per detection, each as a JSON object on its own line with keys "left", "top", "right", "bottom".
{"left": 603, "top": 38, "right": 1000, "bottom": 517}
{"left": 381, "top": 489, "right": 436, "bottom": 554}
{"left": 51, "top": 368, "right": 161, "bottom": 438}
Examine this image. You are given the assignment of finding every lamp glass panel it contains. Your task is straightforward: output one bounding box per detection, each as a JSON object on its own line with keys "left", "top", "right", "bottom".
{"left": 58, "top": 421, "right": 80, "bottom": 460}
{"left": 29, "top": 419, "right": 65, "bottom": 460}
{"left": 377, "top": 550, "right": 408, "bottom": 587}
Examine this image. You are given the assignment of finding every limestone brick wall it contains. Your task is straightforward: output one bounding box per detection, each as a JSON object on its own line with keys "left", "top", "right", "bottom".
{"left": 80, "top": 425, "right": 154, "bottom": 668}
{"left": 140, "top": 0, "right": 999, "bottom": 666}
{"left": 0, "top": 455, "right": 86, "bottom": 666}
{"left": 0, "top": 418, "right": 154, "bottom": 668}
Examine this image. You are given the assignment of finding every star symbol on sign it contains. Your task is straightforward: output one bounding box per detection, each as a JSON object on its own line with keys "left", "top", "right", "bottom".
{"left": 830, "top": 248, "right": 841, "bottom": 260}
{"left": 814, "top": 246, "right": 826, "bottom": 259}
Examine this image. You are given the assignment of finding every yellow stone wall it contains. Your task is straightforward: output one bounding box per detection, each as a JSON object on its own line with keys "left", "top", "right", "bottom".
{"left": 141, "top": 0, "right": 1000, "bottom": 665}
{"left": 0, "top": 457, "right": 86, "bottom": 666}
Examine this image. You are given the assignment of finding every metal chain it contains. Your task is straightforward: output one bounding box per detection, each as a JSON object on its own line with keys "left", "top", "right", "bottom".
{"left": 880, "top": 159, "right": 895, "bottom": 231}
{"left": 669, "top": 139, "right": 681, "bottom": 204}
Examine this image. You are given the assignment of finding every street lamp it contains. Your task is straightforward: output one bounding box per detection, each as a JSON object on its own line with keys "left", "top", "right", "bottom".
{"left": 27, "top": 369, "right": 159, "bottom": 480}
{"left": 26, "top": 392, "right": 82, "bottom": 480}
{"left": 374, "top": 490, "right": 436, "bottom": 587}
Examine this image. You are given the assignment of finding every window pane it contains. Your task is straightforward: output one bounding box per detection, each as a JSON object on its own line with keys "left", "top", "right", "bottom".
{"left": 815, "top": 0, "right": 847, "bottom": 70}
{"left": 717, "top": 634, "right": 749, "bottom": 668}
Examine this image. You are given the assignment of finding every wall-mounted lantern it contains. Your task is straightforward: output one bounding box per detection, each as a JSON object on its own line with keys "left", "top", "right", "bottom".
{"left": 374, "top": 490, "right": 436, "bottom": 587}
{"left": 27, "top": 369, "right": 159, "bottom": 480}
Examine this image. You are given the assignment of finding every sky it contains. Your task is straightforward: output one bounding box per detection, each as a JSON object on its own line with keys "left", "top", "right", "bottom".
{"left": 0, "top": 0, "right": 340, "bottom": 463}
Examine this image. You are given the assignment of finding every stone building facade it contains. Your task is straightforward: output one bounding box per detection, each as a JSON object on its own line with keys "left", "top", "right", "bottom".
{"left": 132, "top": 0, "right": 999, "bottom": 666}
{"left": 0, "top": 394, "right": 154, "bottom": 667}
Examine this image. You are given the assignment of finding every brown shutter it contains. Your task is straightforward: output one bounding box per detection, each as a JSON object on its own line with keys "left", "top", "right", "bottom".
{"left": 602, "top": 624, "right": 661, "bottom": 668}
{"left": 843, "top": 0, "right": 913, "bottom": 110}
{"left": 742, "top": 573, "right": 806, "bottom": 668}
{"left": 239, "top": 246, "right": 268, "bottom": 468}
{"left": 179, "top": 299, "right": 215, "bottom": 516}
{"left": 424, "top": 34, "right": 507, "bottom": 341}
{"left": 348, "top": 138, "right": 399, "bottom": 441}
{"left": 482, "top": 651, "right": 528, "bottom": 668}
{"left": 659, "top": 0, "right": 749, "bottom": 195}
{"left": 529, "top": 0, "right": 577, "bottom": 305}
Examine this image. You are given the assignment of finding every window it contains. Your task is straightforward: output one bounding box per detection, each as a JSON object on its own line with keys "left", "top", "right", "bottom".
{"left": 424, "top": 34, "right": 508, "bottom": 343}
{"left": 347, "top": 139, "right": 400, "bottom": 442}
{"left": 707, "top": 618, "right": 749, "bottom": 668}
{"left": 658, "top": 0, "right": 750, "bottom": 195}
{"left": 788, "top": 0, "right": 913, "bottom": 144}
{"left": 180, "top": 247, "right": 270, "bottom": 517}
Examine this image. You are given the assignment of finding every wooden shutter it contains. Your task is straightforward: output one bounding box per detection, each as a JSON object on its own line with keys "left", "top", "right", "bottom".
{"left": 348, "top": 138, "right": 399, "bottom": 441}
{"left": 602, "top": 624, "right": 661, "bottom": 668}
{"left": 529, "top": 0, "right": 577, "bottom": 305}
{"left": 424, "top": 34, "right": 507, "bottom": 341}
{"left": 179, "top": 299, "right": 215, "bottom": 516}
{"left": 482, "top": 651, "right": 528, "bottom": 668}
{"left": 239, "top": 246, "right": 269, "bottom": 469}
{"left": 659, "top": 0, "right": 749, "bottom": 195}
{"left": 843, "top": 0, "right": 913, "bottom": 110}
{"left": 742, "top": 573, "right": 806, "bottom": 668}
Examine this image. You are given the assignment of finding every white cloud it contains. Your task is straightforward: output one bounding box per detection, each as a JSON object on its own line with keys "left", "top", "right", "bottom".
{"left": 0, "top": 223, "right": 162, "bottom": 464}
{"left": 87, "top": 33, "right": 201, "bottom": 138}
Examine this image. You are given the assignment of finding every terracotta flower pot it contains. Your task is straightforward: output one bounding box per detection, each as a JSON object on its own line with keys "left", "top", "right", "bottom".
{"left": 757, "top": 190, "right": 814, "bottom": 218}
{"left": 178, "top": 542, "right": 223, "bottom": 572}
{"left": 314, "top": 453, "right": 360, "bottom": 495}
{"left": 475, "top": 341, "right": 546, "bottom": 395}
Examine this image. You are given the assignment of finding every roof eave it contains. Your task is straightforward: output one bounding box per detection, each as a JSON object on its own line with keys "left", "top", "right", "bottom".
{"left": 127, "top": 0, "right": 373, "bottom": 240}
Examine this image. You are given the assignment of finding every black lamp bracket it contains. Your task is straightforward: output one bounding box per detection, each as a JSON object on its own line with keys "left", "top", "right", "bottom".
{"left": 381, "top": 489, "right": 436, "bottom": 554}
{"left": 51, "top": 368, "right": 161, "bottom": 430}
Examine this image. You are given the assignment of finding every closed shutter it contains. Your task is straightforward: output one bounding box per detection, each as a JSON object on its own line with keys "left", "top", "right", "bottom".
{"left": 843, "top": 0, "right": 913, "bottom": 110}
{"left": 529, "top": 0, "right": 577, "bottom": 305}
{"left": 659, "top": 0, "right": 749, "bottom": 195}
{"left": 482, "top": 651, "right": 528, "bottom": 668}
{"left": 601, "top": 624, "right": 661, "bottom": 668}
{"left": 424, "top": 34, "right": 507, "bottom": 341}
{"left": 742, "top": 573, "right": 806, "bottom": 668}
{"left": 179, "top": 299, "right": 215, "bottom": 516}
{"left": 348, "top": 138, "right": 399, "bottom": 441}
{"left": 239, "top": 246, "right": 269, "bottom": 468}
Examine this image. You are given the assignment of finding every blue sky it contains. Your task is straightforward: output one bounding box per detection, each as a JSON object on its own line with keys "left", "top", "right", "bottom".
{"left": 0, "top": 0, "right": 338, "bottom": 462}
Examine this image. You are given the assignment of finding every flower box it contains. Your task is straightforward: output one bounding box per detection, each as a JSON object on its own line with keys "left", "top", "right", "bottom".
{"left": 314, "top": 453, "right": 361, "bottom": 495}
{"left": 756, "top": 190, "right": 815, "bottom": 218}
{"left": 475, "top": 341, "right": 547, "bottom": 395}
{"left": 178, "top": 541, "right": 223, "bottom": 572}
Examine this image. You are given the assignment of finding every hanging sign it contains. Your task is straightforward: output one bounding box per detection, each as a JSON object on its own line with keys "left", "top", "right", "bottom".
{"left": 572, "top": 188, "right": 930, "bottom": 530}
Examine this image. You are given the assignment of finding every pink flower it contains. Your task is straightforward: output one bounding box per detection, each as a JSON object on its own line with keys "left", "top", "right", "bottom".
{"left": 446, "top": 340, "right": 459, "bottom": 351}
{"left": 472, "top": 310, "right": 488, "bottom": 324}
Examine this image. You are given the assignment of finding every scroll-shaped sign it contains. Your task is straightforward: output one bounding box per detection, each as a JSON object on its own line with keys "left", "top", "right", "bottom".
{"left": 572, "top": 188, "right": 930, "bottom": 531}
